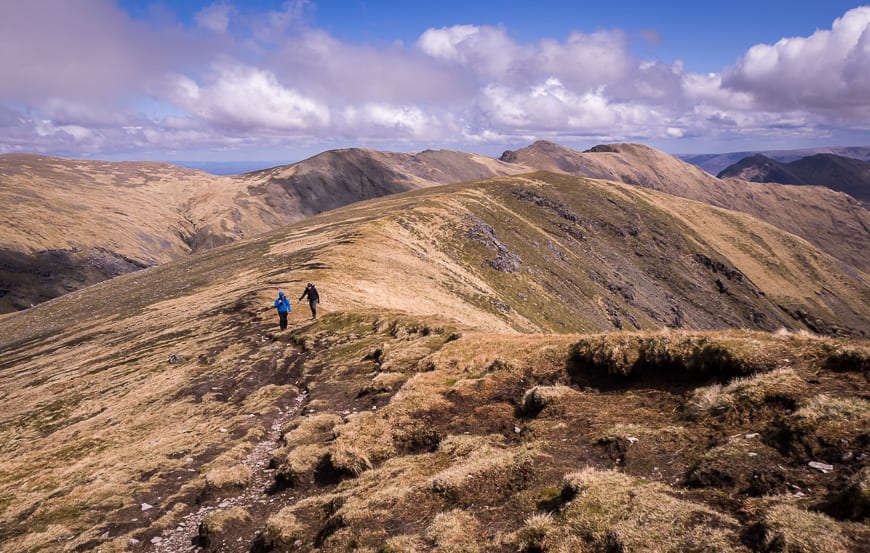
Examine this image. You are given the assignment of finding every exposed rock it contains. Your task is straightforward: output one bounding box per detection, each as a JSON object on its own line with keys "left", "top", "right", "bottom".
{"left": 695, "top": 253, "right": 744, "bottom": 282}
{"left": 465, "top": 217, "right": 522, "bottom": 273}
{"left": 809, "top": 461, "right": 835, "bottom": 473}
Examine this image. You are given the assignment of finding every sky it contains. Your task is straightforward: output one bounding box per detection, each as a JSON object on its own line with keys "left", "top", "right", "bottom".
{"left": 1, "top": 1, "right": 869, "bottom": 165}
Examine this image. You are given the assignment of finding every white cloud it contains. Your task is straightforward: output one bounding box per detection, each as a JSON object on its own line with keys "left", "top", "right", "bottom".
{"left": 168, "top": 63, "right": 331, "bottom": 131}
{"left": 723, "top": 6, "right": 870, "bottom": 114}
{"left": 2, "top": 3, "right": 869, "bottom": 158}
{"left": 340, "top": 104, "right": 437, "bottom": 137}
{"left": 195, "top": 3, "right": 232, "bottom": 33}
{"left": 479, "top": 78, "right": 662, "bottom": 136}
{"left": 417, "top": 24, "right": 480, "bottom": 61}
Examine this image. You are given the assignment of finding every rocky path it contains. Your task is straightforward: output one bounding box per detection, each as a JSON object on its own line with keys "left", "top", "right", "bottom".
{"left": 150, "top": 392, "right": 307, "bottom": 552}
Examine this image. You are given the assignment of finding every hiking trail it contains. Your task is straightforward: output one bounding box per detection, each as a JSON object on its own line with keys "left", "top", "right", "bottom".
{"left": 151, "top": 391, "right": 307, "bottom": 552}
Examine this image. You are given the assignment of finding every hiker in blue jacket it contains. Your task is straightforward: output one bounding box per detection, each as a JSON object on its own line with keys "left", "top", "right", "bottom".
{"left": 274, "top": 291, "right": 291, "bottom": 330}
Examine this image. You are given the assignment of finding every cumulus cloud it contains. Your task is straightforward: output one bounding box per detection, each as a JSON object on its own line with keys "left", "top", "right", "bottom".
{"left": 167, "top": 63, "right": 330, "bottom": 131}
{"left": 2, "top": 2, "right": 869, "bottom": 158}
{"left": 723, "top": 6, "right": 870, "bottom": 115}
{"left": 416, "top": 24, "right": 631, "bottom": 87}
{"left": 340, "top": 104, "right": 442, "bottom": 138}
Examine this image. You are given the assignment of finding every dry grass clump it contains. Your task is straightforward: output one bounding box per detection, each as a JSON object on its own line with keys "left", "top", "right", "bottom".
{"left": 428, "top": 436, "right": 538, "bottom": 503}
{"left": 823, "top": 343, "right": 870, "bottom": 372}
{"left": 275, "top": 443, "right": 329, "bottom": 485}
{"left": 330, "top": 411, "right": 396, "bottom": 473}
{"left": 777, "top": 394, "right": 870, "bottom": 460}
{"left": 521, "top": 385, "right": 582, "bottom": 417}
{"left": 424, "top": 509, "right": 483, "bottom": 552}
{"left": 514, "top": 513, "right": 584, "bottom": 553}
{"left": 687, "top": 368, "right": 806, "bottom": 418}
{"left": 198, "top": 506, "right": 251, "bottom": 546}
{"left": 281, "top": 413, "right": 343, "bottom": 446}
{"left": 759, "top": 503, "right": 849, "bottom": 553}
{"left": 329, "top": 444, "right": 374, "bottom": 476}
{"left": 262, "top": 507, "right": 306, "bottom": 550}
{"left": 202, "top": 464, "right": 252, "bottom": 496}
{"left": 570, "top": 331, "right": 780, "bottom": 380}
{"left": 687, "top": 436, "right": 789, "bottom": 495}
{"left": 556, "top": 468, "right": 743, "bottom": 552}
{"left": 427, "top": 333, "right": 577, "bottom": 382}
{"left": 381, "top": 534, "right": 426, "bottom": 552}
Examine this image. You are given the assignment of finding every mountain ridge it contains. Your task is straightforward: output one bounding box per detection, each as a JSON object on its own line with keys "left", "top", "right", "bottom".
{"left": 2, "top": 141, "right": 868, "bottom": 314}
{"left": 680, "top": 145, "right": 870, "bottom": 175}
{"left": 717, "top": 153, "right": 870, "bottom": 206}
{"left": 1, "top": 170, "right": 868, "bottom": 552}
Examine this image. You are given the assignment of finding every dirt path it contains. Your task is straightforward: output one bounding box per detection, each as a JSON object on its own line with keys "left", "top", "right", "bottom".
{"left": 151, "top": 392, "right": 307, "bottom": 552}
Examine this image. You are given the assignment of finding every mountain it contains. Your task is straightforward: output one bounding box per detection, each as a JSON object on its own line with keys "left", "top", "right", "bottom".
{"left": 235, "top": 147, "right": 527, "bottom": 220}
{"left": 0, "top": 150, "right": 525, "bottom": 313}
{"left": 715, "top": 154, "right": 807, "bottom": 184}
{"left": 1, "top": 171, "right": 868, "bottom": 552}
{"left": 4, "top": 141, "right": 869, "bottom": 315}
{"left": 680, "top": 146, "right": 870, "bottom": 175}
{"left": 500, "top": 141, "right": 870, "bottom": 274}
{"left": 718, "top": 153, "right": 870, "bottom": 206}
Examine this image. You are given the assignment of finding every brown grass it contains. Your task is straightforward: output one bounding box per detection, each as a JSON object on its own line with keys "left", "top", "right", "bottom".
{"left": 199, "top": 506, "right": 252, "bottom": 544}
{"left": 262, "top": 506, "right": 306, "bottom": 550}
{"left": 428, "top": 436, "right": 538, "bottom": 503}
{"left": 759, "top": 503, "right": 849, "bottom": 553}
{"left": 686, "top": 368, "right": 807, "bottom": 418}
{"left": 556, "top": 468, "right": 745, "bottom": 552}
{"left": 203, "top": 464, "right": 253, "bottom": 496}
{"left": 424, "top": 509, "right": 484, "bottom": 552}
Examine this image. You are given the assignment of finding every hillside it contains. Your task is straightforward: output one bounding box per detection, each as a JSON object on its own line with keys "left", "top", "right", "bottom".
{"left": 1, "top": 172, "right": 868, "bottom": 552}
{"left": 718, "top": 153, "right": 870, "bottom": 206}
{"left": 681, "top": 146, "right": 870, "bottom": 175}
{"left": 501, "top": 141, "right": 870, "bottom": 273}
{"left": 0, "top": 150, "right": 525, "bottom": 313}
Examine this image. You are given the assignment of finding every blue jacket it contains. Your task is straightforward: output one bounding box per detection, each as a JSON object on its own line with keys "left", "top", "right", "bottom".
{"left": 274, "top": 296, "right": 291, "bottom": 313}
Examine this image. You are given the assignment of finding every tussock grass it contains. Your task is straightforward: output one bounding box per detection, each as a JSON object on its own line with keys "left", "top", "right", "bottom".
{"left": 263, "top": 507, "right": 306, "bottom": 550}
{"left": 759, "top": 503, "right": 849, "bottom": 553}
{"left": 381, "top": 535, "right": 425, "bottom": 552}
{"left": 424, "top": 509, "right": 483, "bottom": 552}
{"left": 199, "top": 506, "right": 252, "bottom": 545}
{"left": 687, "top": 368, "right": 807, "bottom": 419}
{"left": 515, "top": 512, "right": 560, "bottom": 552}
{"left": 570, "top": 331, "right": 781, "bottom": 382}
{"left": 554, "top": 468, "right": 744, "bottom": 552}
{"left": 275, "top": 443, "right": 329, "bottom": 485}
{"left": 428, "top": 435, "right": 538, "bottom": 503}
{"left": 203, "top": 464, "right": 252, "bottom": 495}
{"left": 776, "top": 394, "right": 870, "bottom": 460}
{"left": 281, "top": 413, "right": 343, "bottom": 446}
{"left": 329, "top": 444, "right": 374, "bottom": 476}
{"left": 330, "top": 411, "right": 395, "bottom": 473}
{"left": 687, "top": 436, "right": 788, "bottom": 495}
{"left": 823, "top": 343, "right": 870, "bottom": 372}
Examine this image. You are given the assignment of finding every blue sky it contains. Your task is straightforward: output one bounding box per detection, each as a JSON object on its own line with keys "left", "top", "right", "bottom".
{"left": 2, "top": 1, "right": 869, "bottom": 163}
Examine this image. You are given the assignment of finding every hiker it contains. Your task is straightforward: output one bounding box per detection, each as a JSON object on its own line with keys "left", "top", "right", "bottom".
{"left": 299, "top": 282, "right": 320, "bottom": 320}
{"left": 274, "top": 291, "right": 291, "bottom": 330}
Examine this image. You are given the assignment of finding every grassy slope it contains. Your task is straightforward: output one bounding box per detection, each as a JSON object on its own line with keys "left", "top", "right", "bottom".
{"left": 0, "top": 172, "right": 868, "bottom": 552}
{"left": 0, "top": 150, "right": 527, "bottom": 313}
{"left": 504, "top": 142, "right": 870, "bottom": 274}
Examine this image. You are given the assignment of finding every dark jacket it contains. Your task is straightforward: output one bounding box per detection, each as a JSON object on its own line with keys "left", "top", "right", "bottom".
{"left": 300, "top": 286, "right": 320, "bottom": 303}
